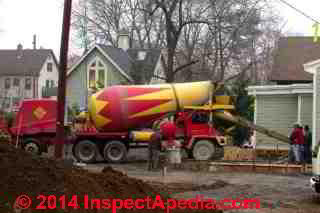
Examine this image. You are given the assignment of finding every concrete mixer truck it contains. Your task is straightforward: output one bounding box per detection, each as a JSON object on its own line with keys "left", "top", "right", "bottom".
{"left": 71, "top": 80, "right": 235, "bottom": 163}
{"left": 8, "top": 80, "right": 290, "bottom": 163}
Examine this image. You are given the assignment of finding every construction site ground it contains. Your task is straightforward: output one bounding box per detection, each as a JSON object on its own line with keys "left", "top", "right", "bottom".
{"left": 78, "top": 147, "right": 320, "bottom": 213}
{"left": 2, "top": 141, "right": 319, "bottom": 213}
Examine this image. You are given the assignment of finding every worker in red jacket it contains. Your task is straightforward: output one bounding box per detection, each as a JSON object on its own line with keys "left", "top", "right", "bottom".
{"left": 160, "top": 122, "right": 182, "bottom": 168}
{"left": 289, "top": 122, "right": 305, "bottom": 164}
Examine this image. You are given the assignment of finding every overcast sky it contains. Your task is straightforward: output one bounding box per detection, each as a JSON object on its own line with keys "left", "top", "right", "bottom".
{"left": 0, "top": 0, "right": 320, "bottom": 58}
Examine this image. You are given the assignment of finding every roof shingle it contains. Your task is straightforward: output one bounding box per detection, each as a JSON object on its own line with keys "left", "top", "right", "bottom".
{"left": 98, "top": 44, "right": 161, "bottom": 83}
{"left": 270, "top": 37, "right": 319, "bottom": 82}
{"left": 97, "top": 44, "right": 133, "bottom": 75}
{"left": 0, "top": 49, "right": 55, "bottom": 76}
{"left": 127, "top": 48, "right": 161, "bottom": 82}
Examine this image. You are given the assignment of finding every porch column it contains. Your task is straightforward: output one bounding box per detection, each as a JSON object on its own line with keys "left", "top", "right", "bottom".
{"left": 297, "top": 94, "right": 302, "bottom": 124}
{"left": 254, "top": 95, "right": 257, "bottom": 124}
{"left": 313, "top": 67, "right": 320, "bottom": 150}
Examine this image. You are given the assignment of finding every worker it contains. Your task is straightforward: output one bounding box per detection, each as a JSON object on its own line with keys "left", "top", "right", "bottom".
{"left": 148, "top": 119, "right": 167, "bottom": 171}
{"left": 299, "top": 125, "right": 306, "bottom": 163}
{"left": 289, "top": 122, "right": 304, "bottom": 164}
{"left": 160, "top": 122, "right": 181, "bottom": 169}
{"left": 147, "top": 129, "right": 162, "bottom": 171}
{"left": 304, "top": 125, "right": 312, "bottom": 164}
{"left": 288, "top": 127, "right": 295, "bottom": 163}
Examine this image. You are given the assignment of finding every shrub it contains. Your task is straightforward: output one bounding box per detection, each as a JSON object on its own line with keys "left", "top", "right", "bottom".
{"left": 67, "top": 103, "right": 81, "bottom": 122}
{"left": 4, "top": 112, "right": 15, "bottom": 128}
{"left": 0, "top": 131, "right": 10, "bottom": 142}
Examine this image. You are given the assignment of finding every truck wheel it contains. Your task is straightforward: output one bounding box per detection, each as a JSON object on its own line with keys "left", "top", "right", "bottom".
{"left": 24, "top": 139, "right": 41, "bottom": 155}
{"left": 73, "top": 140, "right": 98, "bottom": 163}
{"left": 192, "top": 140, "right": 215, "bottom": 161}
{"left": 103, "top": 141, "right": 127, "bottom": 163}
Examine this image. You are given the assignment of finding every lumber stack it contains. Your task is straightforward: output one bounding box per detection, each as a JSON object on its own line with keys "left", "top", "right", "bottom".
{"left": 256, "top": 149, "right": 288, "bottom": 158}
{"left": 223, "top": 146, "right": 256, "bottom": 161}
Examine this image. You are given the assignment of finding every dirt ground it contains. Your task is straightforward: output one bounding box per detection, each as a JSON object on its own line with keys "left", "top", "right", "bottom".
{"left": 81, "top": 148, "right": 320, "bottom": 213}
{"left": 4, "top": 143, "right": 319, "bottom": 213}
{"left": 0, "top": 143, "right": 223, "bottom": 213}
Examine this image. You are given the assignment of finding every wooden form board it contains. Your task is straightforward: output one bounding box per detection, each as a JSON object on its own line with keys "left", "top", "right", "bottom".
{"left": 223, "top": 147, "right": 256, "bottom": 161}
{"left": 223, "top": 146, "right": 289, "bottom": 161}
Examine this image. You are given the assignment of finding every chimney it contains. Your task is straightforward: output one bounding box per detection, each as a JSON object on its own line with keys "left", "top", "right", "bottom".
{"left": 17, "top": 43, "right": 23, "bottom": 59}
{"left": 138, "top": 51, "right": 146, "bottom": 60}
{"left": 117, "top": 28, "right": 130, "bottom": 51}
{"left": 33, "top": 34, "right": 37, "bottom": 49}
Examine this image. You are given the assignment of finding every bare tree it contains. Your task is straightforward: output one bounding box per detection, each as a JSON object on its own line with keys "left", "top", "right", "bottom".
{"left": 71, "top": 0, "right": 284, "bottom": 84}
{"left": 143, "top": 0, "right": 211, "bottom": 82}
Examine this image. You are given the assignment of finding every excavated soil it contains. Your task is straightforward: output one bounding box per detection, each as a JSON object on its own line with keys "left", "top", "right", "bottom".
{"left": 0, "top": 143, "right": 222, "bottom": 213}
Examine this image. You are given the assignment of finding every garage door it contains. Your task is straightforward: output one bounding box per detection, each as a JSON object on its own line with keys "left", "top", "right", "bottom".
{"left": 256, "top": 94, "right": 297, "bottom": 147}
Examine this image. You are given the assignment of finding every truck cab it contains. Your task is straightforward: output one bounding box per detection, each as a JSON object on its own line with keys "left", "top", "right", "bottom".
{"left": 174, "top": 107, "right": 229, "bottom": 160}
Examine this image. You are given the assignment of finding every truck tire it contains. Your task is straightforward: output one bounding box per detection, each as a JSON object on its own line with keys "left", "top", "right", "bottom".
{"left": 103, "top": 141, "right": 127, "bottom": 163}
{"left": 192, "top": 140, "right": 215, "bottom": 161}
{"left": 23, "top": 139, "right": 41, "bottom": 155}
{"left": 72, "top": 140, "right": 98, "bottom": 163}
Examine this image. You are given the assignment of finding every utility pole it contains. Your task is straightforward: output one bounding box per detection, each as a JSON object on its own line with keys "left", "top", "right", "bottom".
{"left": 55, "top": 0, "right": 73, "bottom": 158}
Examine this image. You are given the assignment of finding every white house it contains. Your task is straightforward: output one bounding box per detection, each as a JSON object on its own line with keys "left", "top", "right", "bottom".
{"left": 247, "top": 37, "right": 319, "bottom": 149}
{"left": 0, "top": 44, "right": 59, "bottom": 111}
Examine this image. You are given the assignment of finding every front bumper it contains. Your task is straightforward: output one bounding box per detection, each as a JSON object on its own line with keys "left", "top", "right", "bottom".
{"left": 310, "top": 176, "right": 320, "bottom": 193}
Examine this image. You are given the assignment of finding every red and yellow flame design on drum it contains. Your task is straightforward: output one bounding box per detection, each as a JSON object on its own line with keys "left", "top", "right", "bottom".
{"left": 88, "top": 81, "right": 212, "bottom": 132}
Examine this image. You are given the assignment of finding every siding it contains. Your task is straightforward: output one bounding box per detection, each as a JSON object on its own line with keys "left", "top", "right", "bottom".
{"left": 66, "top": 49, "right": 129, "bottom": 110}
{"left": 0, "top": 76, "right": 35, "bottom": 98}
{"left": 300, "top": 94, "right": 313, "bottom": 129}
{"left": 106, "top": 64, "right": 128, "bottom": 86}
{"left": 256, "top": 94, "right": 297, "bottom": 145}
{"left": 38, "top": 55, "right": 59, "bottom": 98}
{"left": 315, "top": 70, "right": 320, "bottom": 149}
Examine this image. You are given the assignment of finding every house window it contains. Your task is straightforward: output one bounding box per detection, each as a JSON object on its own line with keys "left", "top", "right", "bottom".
{"left": 98, "top": 70, "right": 105, "bottom": 88}
{"left": 89, "top": 69, "right": 96, "bottom": 88}
{"left": 46, "top": 80, "right": 50, "bottom": 88}
{"left": 13, "top": 78, "right": 20, "bottom": 87}
{"left": 47, "top": 63, "right": 53, "bottom": 72}
{"left": 4, "top": 98, "right": 10, "bottom": 109}
{"left": 88, "top": 58, "right": 106, "bottom": 89}
{"left": 51, "top": 80, "right": 54, "bottom": 87}
{"left": 5, "top": 78, "right": 10, "bottom": 89}
{"left": 25, "top": 78, "right": 31, "bottom": 90}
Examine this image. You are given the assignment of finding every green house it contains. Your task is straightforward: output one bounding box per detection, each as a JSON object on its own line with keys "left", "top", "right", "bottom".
{"left": 65, "top": 39, "right": 165, "bottom": 111}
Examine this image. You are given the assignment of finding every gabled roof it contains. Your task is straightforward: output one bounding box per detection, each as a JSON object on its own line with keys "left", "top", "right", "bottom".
{"left": 67, "top": 44, "right": 133, "bottom": 82}
{"left": 0, "top": 49, "right": 57, "bottom": 76}
{"left": 270, "top": 37, "right": 318, "bottom": 82}
{"left": 97, "top": 44, "right": 133, "bottom": 75}
{"left": 67, "top": 44, "right": 162, "bottom": 83}
{"left": 127, "top": 48, "right": 161, "bottom": 82}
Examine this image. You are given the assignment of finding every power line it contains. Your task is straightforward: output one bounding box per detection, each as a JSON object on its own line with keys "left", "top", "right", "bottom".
{"left": 277, "top": 0, "right": 320, "bottom": 24}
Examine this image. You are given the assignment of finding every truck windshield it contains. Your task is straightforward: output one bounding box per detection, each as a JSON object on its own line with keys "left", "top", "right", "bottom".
{"left": 191, "top": 113, "right": 209, "bottom": 123}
